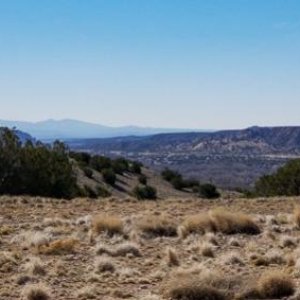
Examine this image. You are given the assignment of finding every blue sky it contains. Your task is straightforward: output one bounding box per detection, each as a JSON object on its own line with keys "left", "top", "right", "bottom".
{"left": 0, "top": 0, "right": 299, "bottom": 129}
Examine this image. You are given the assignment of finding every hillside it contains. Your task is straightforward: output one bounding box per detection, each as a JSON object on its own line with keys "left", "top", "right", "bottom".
{"left": 67, "top": 126, "right": 300, "bottom": 189}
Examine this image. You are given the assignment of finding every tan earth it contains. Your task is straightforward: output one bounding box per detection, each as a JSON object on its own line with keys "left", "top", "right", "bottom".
{"left": 1, "top": 195, "right": 300, "bottom": 299}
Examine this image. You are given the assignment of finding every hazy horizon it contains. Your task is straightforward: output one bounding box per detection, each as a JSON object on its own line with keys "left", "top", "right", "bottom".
{"left": 0, "top": 0, "right": 299, "bottom": 129}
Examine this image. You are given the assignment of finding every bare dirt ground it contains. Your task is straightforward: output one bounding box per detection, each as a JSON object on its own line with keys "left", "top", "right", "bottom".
{"left": 1, "top": 195, "right": 300, "bottom": 299}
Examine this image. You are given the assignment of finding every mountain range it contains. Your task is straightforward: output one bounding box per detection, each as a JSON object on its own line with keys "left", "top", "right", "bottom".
{"left": 0, "top": 119, "right": 200, "bottom": 140}
{"left": 68, "top": 126, "right": 300, "bottom": 155}
{"left": 67, "top": 126, "right": 300, "bottom": 189}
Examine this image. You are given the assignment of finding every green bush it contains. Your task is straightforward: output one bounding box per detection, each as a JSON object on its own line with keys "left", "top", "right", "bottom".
{"left": 129, "top": 161, "right": 142, "bottom": 174}
{"left": 0, "top": 129, "right": 78, "bottom": 199}
{"left": 70, "top": 151, "right": 91, "bottom": 166}
{"left": 112, "top": 158, "right": 129, "bottom": 174}
{"left": 96, "top": 186, "right": 111, "bottom": 198}
{"left": 132, "top": 185, "right": 157, "bottom": 200}
{"left": 83, "top": 167, "right": 93, "bottom": 179}
{"left": 161, "top": 168, "right": 182, "bottom": 182}
{"left": 138, "top": 174, "right": 147, "bottom": 185}
{"left": 102, "top": 168, "right": 117, "bottom": 185}
{"left": 255, "top": 159, "right": 300, "bottom": 196}
{"left": 198, "top": 183, "right": 220, "bottom": 199}
{"left": 90, "top": 155, "right": 111, "bottom": 172}
{"left": 170, "top": 176, "right": 185, "bottom": 190}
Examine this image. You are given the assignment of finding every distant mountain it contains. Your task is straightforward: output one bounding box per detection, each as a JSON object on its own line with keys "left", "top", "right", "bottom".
{"left": 0, "top": 119, "right": 202, "bottom": 140}
{"left": 67, "top": 126, "right": 300, "bottom": 189}
{"left": 68, "top": 126, "right": 300, "bottom": 155}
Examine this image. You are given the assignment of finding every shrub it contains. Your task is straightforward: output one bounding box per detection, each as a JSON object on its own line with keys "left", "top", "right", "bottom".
{"left": 201, "top": 242, "right": 215, "bottom": 258}
{"left": 183, "top": 178, "right": 200, "bottom": 189}
{"left": 132, "top": 185, "right": 157, "bottom": 200}
{"left": 181, "top": 209, "right": 260, "bottom": 237}
{"left": 102, "top": 168, "right": 116, "bottom": 185}
{"left": 22, "top": 284, "right": 51, "bottom": 300}
{"left": 95, "top": 257, "right": 115, "bottom": 273}
{"left": 170, "top": 176, "right": 185, "bottom": 190}
{"left": 198, "top": 183, "right": 220, "bottom": 199}
{"left": 92, "top": 214, "right": 123, "bottom": 236}
{"left": 255, "top": 159, "right": 300, "bottom": 196}
{"left": 161, "top": 168, "right": 182, "bottom": 182}
{"left": 0, "top": 129, "right": 79, "bottom": 199}
{"left": 112, "top": 158, "right": 129, "bottom": 174}
{"left": 164, "top": 271, "right": 229, "bottom": 300}
{"left": 257, "top": 271, "right": 295, "bottom": 298}
{"left": 294, "top": 206, "right": 300, "bottom": 228}
{"left": 90, "top": 155, "right": 111, "bottom": 172}
{"left": 70, "top": 151, "right": 91, "bottom": 166}
{"left": 96, "top": 186, "right": 111, "bottom": 198}
{"left": 209, "top": 208, "right": 260, "bottom": 235}
{"left": 39, "top": 238, "right": 78, "bottom": 255}
{"left": 129, "top": 161, "right": 142, "bottom": 174}
{"left": 83, "top": 167, "right": 93, "bottom": 178}
{"left": 166, "top": 247, "right": 180, "bottom": 267}
{"left": 84, "top": 185, "right": 98, "bottom": 199}
{"left": 181, "top": 213, "right": 216, "bottom": 237}
{"left": 24, "top": 257, "right": 46, "bottom": 276}
{"left": 138, "top": 174, "right": 147, "bottom": 185}
{"left": 139, "top": 215, "right": 177, "bottom": 237}
{"left": 114, "top": 242, "right": 142, "bottom": 257}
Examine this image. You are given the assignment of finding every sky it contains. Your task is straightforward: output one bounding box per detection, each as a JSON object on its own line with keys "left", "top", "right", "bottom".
{"left": 0, "top": 0, "right": 299, "bottom": 130}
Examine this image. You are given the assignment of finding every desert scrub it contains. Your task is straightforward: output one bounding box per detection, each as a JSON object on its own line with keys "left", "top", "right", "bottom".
{"left": 163, "top": 270, "right": 233, "bottom": 300}
{"left": 209, "top": 208, "right": 260, "bottom": 235}
{"left": 294, "top": 206, "right": 300, "bottom": 228}
{"left": 139, "top": 215, "right": 177, "bottom": 237}
{"left": 24, "top": 257, "right": 46, "bottom": 276}
{"left": 95, "top": 257, "right": 116, "bottom": 273}
{"left": 180, "top": 213, "right": 215, "bottom": 238}
{"left": 257, "top": 271, "right": 295, "bottom": 298}
{"left": 114, "top": 242, "right": 142, "bottom": 257}
{"left": 22, "top": 284, "right": 51, "bottom": 300}
{"left": 92, "top": 214, "right": 123, "bottom": 237}
{"left": 165, "top": 247, "right": 180, "bottom": 267}
{"left": 39, "top": 238, "right": 78, "bottom": 255}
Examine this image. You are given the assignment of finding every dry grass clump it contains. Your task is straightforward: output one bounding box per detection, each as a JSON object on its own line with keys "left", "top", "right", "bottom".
{"left": 209, "top": 208, "right": 261, "bottom": 235}
{"left": 42, "top": 217, "right": 69, "bottom": 227}
{"left": 138, "top": 215, "right": 177, "bottom": 238}
{"left": 24, "top": 257, "right": 46, "bottom": 276}
{"left": 76, "top": 285, "right": 97, "bottom": 299}
{"left": 264, "top": 250, "right": 286, "bottom": 265}
{"left": 281, "top": 235, "right": 297, "bottom": 248}
{"left": 221, "top": 251, "right": 244, "bottom": 266}
{"left": 95, "top": 242, "right": 141, "bottom": 257}
{"left": 257, "top": 271, "right": 295, "bottom": 298}
{"left": 13, "top": 231, "right": 51, "bottom": 249}
{"left": 39, "top": 238, "right": 78, "bottom": 255}
{"left": 165, "top": 247, "right": 180, "bottom": 267}
{"left": 92, "top": 214, "right": 123, "bottom": 237}
{"left": 293, "top": 206, "right": 300, "bottom": 228}
{"left": 114, "top": 242, "right": 142, "bottom": 257}
{"left": 95, "top": 244, "right": 113, "bottom": 256}
{"left": 181, "top": 209, "right": 260, "bottom": 238}
{"left": 163, "top": 270, "right": 231, "bottom": 300}
{"left": 180, "top": 213, "right": 216, "bottom": 238}
{"left": 0, "top": 251, "right": 18, "bottom": 268}
{"left": 229, "top": 238, "right": 242, "bottom": 247}
{"left": 22, "top": 284, "right": 51, "bottom": 300}
{"left": 95, "top": 257, "right": 115, "bottom": 273}
{"left": 200, "top": 242, "right": 215, "bottom": 258}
